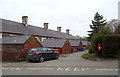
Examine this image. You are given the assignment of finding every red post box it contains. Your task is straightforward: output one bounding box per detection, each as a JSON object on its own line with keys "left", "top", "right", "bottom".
{"left": 97, "top": 43, "right": 101, "bottom": 51}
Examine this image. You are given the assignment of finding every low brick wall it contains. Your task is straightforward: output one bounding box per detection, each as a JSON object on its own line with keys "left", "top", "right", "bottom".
{"left": 1, "top": 44, "right": 29, "bottom": 61}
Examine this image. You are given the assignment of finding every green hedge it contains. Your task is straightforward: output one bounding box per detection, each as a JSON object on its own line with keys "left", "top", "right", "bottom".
{"left": 90, "top": 33, "right": 120, "bottom": 57}
{"left": 90, "top": 33, "right": 106, "bottom": 54}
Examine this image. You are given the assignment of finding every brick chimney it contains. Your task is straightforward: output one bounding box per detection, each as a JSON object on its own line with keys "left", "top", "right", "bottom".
{"left": 66, "top": 29, "right": 70, "bottom": 34}
{"left": 57, "top": 27, "right": 61, "bottom": 32}
{"left": 44, "top": 23, "right": 49, "bottom": 30}
{"left": 22, "top": 16, "right": 28, "bottom": 25}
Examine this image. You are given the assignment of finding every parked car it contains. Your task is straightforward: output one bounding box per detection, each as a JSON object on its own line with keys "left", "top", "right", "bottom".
{"left": 26, "top": 48, "right": 59, "bottom": 62}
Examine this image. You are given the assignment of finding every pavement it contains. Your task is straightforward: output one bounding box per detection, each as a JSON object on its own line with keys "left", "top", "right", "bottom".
{"left": 1, "top": 50, "right": 119, "bottom": 75}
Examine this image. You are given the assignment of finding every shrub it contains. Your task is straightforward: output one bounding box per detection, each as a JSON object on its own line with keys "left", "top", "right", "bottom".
{"left": 90, "top": 33, "right": 105, "bottom": 54}
{"left": 89, "top": 33, "right": 120, "bottom": 58}
{"left": 102, "top": 36, "right": 120, "bottom": 57}
{"left": 89, "top": 46, "right": 94, "bottom": 54}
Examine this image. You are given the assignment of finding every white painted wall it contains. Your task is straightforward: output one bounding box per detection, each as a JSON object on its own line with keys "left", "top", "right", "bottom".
{"left": 41, "top": 37, "right": 46, "bottom": 41}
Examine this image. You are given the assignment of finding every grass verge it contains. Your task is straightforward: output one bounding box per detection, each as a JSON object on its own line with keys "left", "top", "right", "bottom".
{"left": 82, "top": 53, "right": 97, "bottom": 61}
{"left": 82, "top": 53, "right": 119, "bottom": 61}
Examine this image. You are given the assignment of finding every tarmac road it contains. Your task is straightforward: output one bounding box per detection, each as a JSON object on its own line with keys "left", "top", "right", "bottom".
{"left": 1, "top": 51, "right": 119, "bottom": 75}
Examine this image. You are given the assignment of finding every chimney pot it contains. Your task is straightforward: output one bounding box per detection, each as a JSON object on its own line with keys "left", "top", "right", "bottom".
{"left": 44, "top": 23, "right": 49, "bottom": 30}
{"left": 57, "top": 27, "right": 61, "bottom": 32}
{"left": 22, "top": 16, "right": 28, "bottom": 25}
{"left": 66, "top": 29, "right": 70, "bottom": 34}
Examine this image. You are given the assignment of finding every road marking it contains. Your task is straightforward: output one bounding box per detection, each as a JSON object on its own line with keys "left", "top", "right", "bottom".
{"left": 86, "top": 68, "right": 90, "bottom": 70}
{"left": 82, "top": 68, "right": 85, "bottom": 71}
{"left": 27, "top": 68, "right": 54, "bottom": 70}
{"left": 95, "top": 69, "right": 120, "bottom": 71}
{"left": 56, "top": 67, "right": 90, "bottom": 71}
{"left": 2, "top": 67, "right": 22, "bottom": 71}
{"left": 65, "top": 68, "right": 71, "bottom": 71}
{"left": 10, "top": 67, "right": 15, "bottom": 70}
{"left": 2, "top": 63, "right": 11, "bottom": 66}
{"left": 2, "top": 67, "right": 9, "bottom": 70}
{"left": 56, "top": 67, "right": 64, "bottom": 71}
{"left": 74, "top": 68, "right": 80, "bottom": 71}
{"left": 15, "top": 67, "right": 22, "bottom": 70}
{"left": 1, "top": 66, "right": 91, "bottom": 72}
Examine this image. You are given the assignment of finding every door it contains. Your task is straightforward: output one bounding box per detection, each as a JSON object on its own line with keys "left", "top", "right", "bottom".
{"left": 58, "top": 49, "right": 62, "bottom": 54}
{"left": 71, "top": 48, "right": 73, "bottom": 53}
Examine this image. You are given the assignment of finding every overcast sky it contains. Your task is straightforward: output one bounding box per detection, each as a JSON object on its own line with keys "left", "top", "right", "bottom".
{"left": 0, "top": 0, "right": 119, "bottom": 37}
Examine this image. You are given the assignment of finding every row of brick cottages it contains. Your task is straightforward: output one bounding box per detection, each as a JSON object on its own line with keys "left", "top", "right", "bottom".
{"left": 0, "top": 16, "right": 89, "bottom": 61}
{"left": 0, "top": 35, "right": 89, "bottom": 61}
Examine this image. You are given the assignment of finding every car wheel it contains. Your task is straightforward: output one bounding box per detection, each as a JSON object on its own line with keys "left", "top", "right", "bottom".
{"left": 55, "top": 55, "right": 59, "bottom": 59}
{"left": 28, "top": 60, "right": 33, "bottom": 62}
{"left": 39, "top": 56, "right": 44, "bottom": 62}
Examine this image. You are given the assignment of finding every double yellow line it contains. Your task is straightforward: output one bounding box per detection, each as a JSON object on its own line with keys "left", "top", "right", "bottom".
{"left": 95, "top": 69, "right": 120, "bottom": 71}
{"left": 1, "top": 67, "right": 22, "bottom": 70}
{"left": 27, "top": 68, "right": 54, "bottom": 70}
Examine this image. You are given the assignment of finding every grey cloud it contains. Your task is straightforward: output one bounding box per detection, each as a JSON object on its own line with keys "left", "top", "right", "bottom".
{"left": 0, "top": 0, "right": 119, "bottom": 37}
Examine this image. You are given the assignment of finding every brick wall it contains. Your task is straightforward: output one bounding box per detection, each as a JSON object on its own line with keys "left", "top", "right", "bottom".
{"left": 1, "top": 44, "right": 24, "bottom": 61}
{"left": 24, "top": 36, "right": 43, "bottom": 49}
{"left": 62, "top": 40, "right": 71, "bottom": 54}
{"left": 1, "top": 36, "right": 43, "bottom": 61}
{"left": 71, "top": 46, "right": 78, "bottom": 52}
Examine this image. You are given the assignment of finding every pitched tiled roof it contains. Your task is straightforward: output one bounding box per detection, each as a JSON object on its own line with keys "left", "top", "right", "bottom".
{"left": 27, "top": 25, "right": 48, "bottom": 37}
{"left": 0, "top": 35, "right": 30, "bottom": 44}
{"left": 69, "top": 40, "right": 80, "bottom": 46}
{"left": 1, "top": 19, "right": 31, "bottom": 35}
{"left": 1, "top": 18, "right": 76, "bottom": 39}
{"left": 41, "top": 39, "right": 67, "bottom": 48}
{"left": 82, "top": 41, "right": 88, "bottom": 45}
{"left": 47, "top": 29, "right": 76, "bottom": 39}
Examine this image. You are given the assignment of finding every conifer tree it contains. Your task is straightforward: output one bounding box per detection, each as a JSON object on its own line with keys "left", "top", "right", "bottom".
{"left": 87, "top": 12, "right": 106, "bottom": 40}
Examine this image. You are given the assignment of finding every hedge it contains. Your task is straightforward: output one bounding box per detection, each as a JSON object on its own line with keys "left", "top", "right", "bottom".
{"left": 89, "top": 33, "right": 120, "bottom": 57}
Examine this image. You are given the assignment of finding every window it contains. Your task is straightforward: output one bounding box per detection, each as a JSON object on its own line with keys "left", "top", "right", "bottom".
{"left": 29, "top": 48, "right": 38, "bottom": 52}
{"left": 2, "top": 35, "right": 9, "bottom": 37}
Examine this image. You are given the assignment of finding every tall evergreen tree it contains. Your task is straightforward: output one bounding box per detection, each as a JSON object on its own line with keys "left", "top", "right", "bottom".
{"left": 87, "top": 12, "right": 107, "bottom": 41}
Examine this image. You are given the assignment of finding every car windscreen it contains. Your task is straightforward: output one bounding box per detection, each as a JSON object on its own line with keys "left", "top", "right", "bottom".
{"left": 29, "top": 48, "right": 38, "bottom": 52}
{"left": 40, "top": 48, "right": 51, "bottom": 51}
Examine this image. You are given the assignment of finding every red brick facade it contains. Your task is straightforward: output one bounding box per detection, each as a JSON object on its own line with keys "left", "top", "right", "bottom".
{"left": 62, "top": 40, "right": 71, "bottom": 54}
{"left": 1, "top": 36, "right": 42, "bottom": 61}
{"left": 24, "top": 36, "right": 42, "bottom": 49}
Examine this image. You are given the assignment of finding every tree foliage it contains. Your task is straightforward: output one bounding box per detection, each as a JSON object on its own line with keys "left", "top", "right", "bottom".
{"left": 100, "top": 25, "right": 112, "bottom": 34}
{"left": 75, "top": 35, "right": 87, "bottom": 41}
{"left": 87, "top": 12, "right": 107, "bottom": 41}
{"left": 115, "top": 25, "right": 120, "bottom": 34}
{"left": 90, "top": 34, "right": 120, "bottom": 58}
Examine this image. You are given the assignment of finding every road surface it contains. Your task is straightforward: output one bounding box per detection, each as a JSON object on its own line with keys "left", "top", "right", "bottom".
{"left": 1, "top": 51, "right": 119, "bottom": 75}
